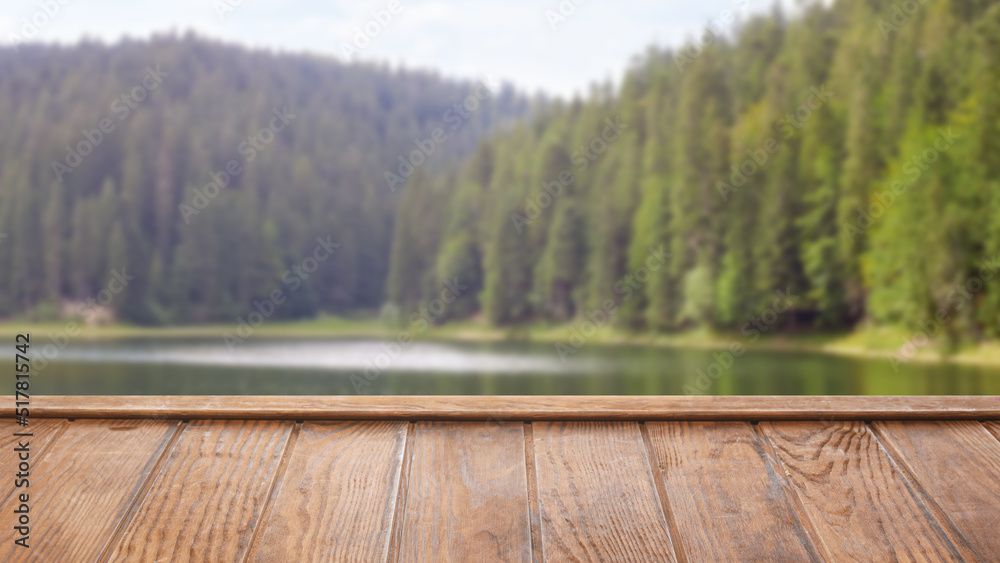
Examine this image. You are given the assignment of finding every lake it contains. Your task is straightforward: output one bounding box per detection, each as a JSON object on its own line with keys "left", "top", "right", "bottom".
{"left": 27, "top": 338, "right": 1000, "bottom": 395}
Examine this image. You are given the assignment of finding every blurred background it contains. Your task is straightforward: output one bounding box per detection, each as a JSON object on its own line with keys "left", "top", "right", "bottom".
{"left": 2, "top": 0, "right": 1000, "bottom": 395}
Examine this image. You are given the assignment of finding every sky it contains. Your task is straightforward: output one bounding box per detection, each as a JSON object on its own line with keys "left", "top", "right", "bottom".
{"left": 0, "top": 0, "right": 787, "bottom": 98}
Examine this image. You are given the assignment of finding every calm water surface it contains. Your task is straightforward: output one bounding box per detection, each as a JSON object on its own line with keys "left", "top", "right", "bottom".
{"left": 27, "top": 338, "right": 1000, "bottom": 395}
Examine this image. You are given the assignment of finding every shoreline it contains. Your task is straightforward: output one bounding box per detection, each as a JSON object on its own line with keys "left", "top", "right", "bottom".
{"left": 3, "top": 318, "right": 999, "bottom": 369}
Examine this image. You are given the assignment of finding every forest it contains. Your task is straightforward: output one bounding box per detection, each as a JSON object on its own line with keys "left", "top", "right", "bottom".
{"left": 0, "top": 34, "right": 529, "bottom": 323}
{"left": 388, "top": 0, "right": 1000, "bottom": 345}
{"left": 2, "top": 0, "right": 1000, "bottom": 347}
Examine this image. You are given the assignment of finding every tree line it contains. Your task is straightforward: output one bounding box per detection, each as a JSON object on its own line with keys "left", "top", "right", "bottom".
{"left": 0, "top": 34, "right": 529, "bottom": 323}
{"left": 387, "top": 0, "right": 1000, "bottom": 346}
{"left": 3, "top": 0, "right": 999, "bottom": 347}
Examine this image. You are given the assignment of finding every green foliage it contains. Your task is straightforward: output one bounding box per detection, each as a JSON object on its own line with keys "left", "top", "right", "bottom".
{"left": 388, "top": 0, "right": 1000, "bottom": 343}
{"left": 0, "top": 36, "right": 528, "bottom": 323}
{"left": 6, "top": 1, "right": 999, "bottom": 340}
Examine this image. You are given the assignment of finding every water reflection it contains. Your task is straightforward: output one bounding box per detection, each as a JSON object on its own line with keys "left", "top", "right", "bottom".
{"left": 30, "top": 338, "right": 1000, "bottom": 395}
{"left": 50, "top": 340, "right": 586, "bottom": 373}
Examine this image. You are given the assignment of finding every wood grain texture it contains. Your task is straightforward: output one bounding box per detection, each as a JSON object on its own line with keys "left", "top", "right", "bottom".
{"left": 11, "top": 395, "right": 1000, "bottom": 420}
{"left": 523, "top": 423, "right": 544, "bottom": 563}
{"left": 249, "top": 421, "right": 408, "bottom": 562}
{"left": 0, "top": 419, "right": 177, "bottom": 562}
{"left": 0, "top": 418, "right": 65, "bottom": 502}
{"left": 532, "top": 421, "right": 678, "bottom": 562}
{"left": 106, "top": 420, "right": 292, "bottom": 562}
{"left": 761, "top": 421, "right": 972, "bottom": 561}
{"left": 395, "top": 421, "right": 531, "bottom": 562}
{"left": 3, "top": 412, "right": 1000, "bottom": 561}
{"left": 874, "top": 420, "right": 1000, "bottom": 559}
{"left": 645, "top": 421, "right": 821, "bottom": 561}
{"left": 984, "top": 420, "right": 1000, "bottom": 442}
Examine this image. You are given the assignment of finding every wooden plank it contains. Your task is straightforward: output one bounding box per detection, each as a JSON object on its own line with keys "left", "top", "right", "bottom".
{"left": 248, "top": 421, "right": 408, "bottom": 562}
{"left": 387, "top": 422, "right": 416, "bottom": 560}
{"left": 523, "top": 423, "right": 544, "bottom": 563}
{"left": 532, "top": 421, "right": 677, "bottom": 561}
{"left": 984, "top": 420, "right": 1000, "bottom": 442}
{"left": 874, "top": 420, "right": 1000, "bottom": 559}
{"left": 395, "top": 421, "right": 531, "bottom": 562}
{"left": 760, "top": 421, "right": 974, "bottom": 561}
{"left": 0, "top": 418, "right": 65, "bottom": 501}
{"left": 645, "top": 421, "right": 820, "bottom": 561}
{"left": 0, "top": 419, "right": 177, "bottom": 561}
{"left": 106, "top": 420, "right": 292, "bottom": 562}
{"left": 11, "top": 395, "right": 1000, "bottom": 420}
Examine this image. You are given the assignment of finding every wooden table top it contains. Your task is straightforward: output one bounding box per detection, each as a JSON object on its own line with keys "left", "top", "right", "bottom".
{"left": 2, "top": 396, "right": 999, "bottom": 562}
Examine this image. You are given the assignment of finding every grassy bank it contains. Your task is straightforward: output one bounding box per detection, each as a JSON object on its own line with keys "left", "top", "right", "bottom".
{"left": 3, "top": 316, "right": 1000, "bottom": 368}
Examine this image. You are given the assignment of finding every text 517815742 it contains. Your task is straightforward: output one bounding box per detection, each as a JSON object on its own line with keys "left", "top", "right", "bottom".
{"left": 13, "top": 333, "right": 31, "bottom": 548}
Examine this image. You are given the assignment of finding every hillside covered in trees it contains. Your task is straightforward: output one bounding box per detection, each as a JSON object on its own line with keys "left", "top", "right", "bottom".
{"left": 387, "top": 0, "right": 1000, "bottom": 344}
{"left": 0, "top": 35, "right": 529, "bottom": 323}
{"left": 3, "top": 0, "right": 999, "bottom": 346}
